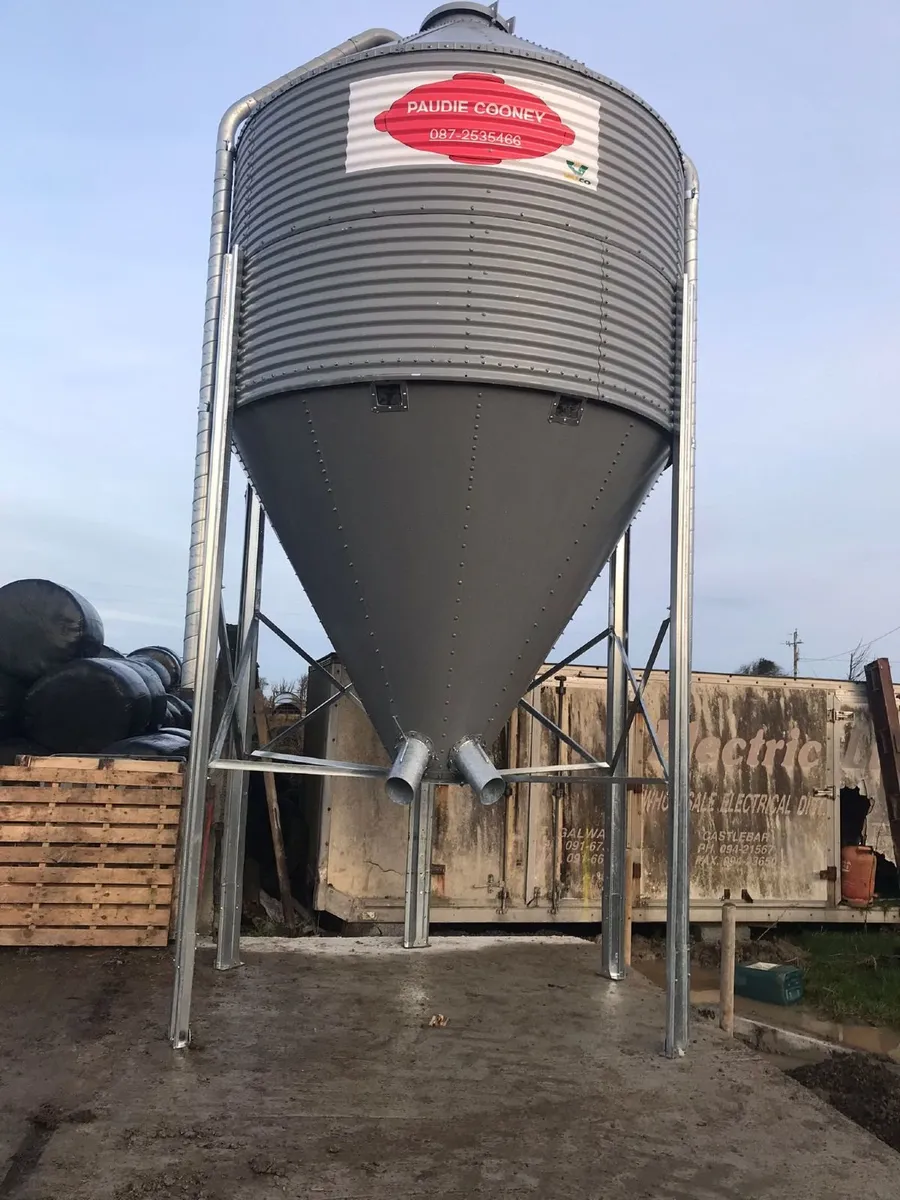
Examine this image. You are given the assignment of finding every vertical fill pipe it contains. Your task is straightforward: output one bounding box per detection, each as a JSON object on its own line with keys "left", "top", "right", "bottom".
{"left": 215, "top": 486, "right": 265, "bottom": 970}
{"left": 170, "top": 249, "right": 242, "bottom": 1048}
{"left": 665, "top": 157, "right": 699, "bottom": 1058}
{"left": 181, "top": 28, "right": 400, "bottom": 692}
{"left": 602, "top": 530, "right": 631, "bottom": 979}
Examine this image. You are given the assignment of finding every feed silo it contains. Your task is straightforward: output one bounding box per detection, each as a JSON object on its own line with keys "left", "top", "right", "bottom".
{"left": 173, "top": 2, "right": 697, "bottom": 1055}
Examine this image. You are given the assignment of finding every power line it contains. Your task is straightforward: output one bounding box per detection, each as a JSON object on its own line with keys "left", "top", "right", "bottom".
{"left": 800, "top": 620, "right": 900, "bottom": 664}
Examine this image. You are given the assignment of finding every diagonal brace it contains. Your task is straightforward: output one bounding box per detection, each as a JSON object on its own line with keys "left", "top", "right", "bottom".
{"left": 258, "top": 613, "right": 365, "bottom": 711}
{"left": 615, "top": 629, "right": 669, "bottom": 778}
{"left": 607, "top": 616, "right": 670, "bottom": 775}
{"left": 518, "top": 698, "right": 604, "bottom": 767}
{"left": 528, "top": 628, "right": 611, "bottom": 691}
{"left": 259, "top": 681, "right": 357, "bottom": 753}
{"left": 216, "top": 607, "right": 246, "bottom": 758}
{"left": 210, "top": 622, "right": 257, "bottom": 763}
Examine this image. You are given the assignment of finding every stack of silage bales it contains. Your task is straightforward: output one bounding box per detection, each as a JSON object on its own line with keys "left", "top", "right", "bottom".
{"left": 0, "top": 579, "right": 192, "bottom": 764}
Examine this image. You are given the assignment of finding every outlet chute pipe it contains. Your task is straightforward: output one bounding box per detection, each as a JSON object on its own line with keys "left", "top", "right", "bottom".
{"left": 386, "top": 734, "right": 433, "bottom": 806}
{"left": 451, "top": 736, "right": 506, "bottom": 806}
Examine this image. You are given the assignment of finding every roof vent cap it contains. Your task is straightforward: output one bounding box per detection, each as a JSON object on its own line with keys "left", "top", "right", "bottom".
{"left": 420, "top": 2, "right": 515, "bottom": 35}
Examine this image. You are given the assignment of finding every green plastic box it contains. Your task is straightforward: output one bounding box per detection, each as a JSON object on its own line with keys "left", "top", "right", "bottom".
{"left": 733, "top": 961, "right": 804, "bottom": 1006}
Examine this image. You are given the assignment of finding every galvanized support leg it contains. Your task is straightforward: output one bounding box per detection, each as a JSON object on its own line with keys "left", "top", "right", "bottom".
{"left": 215, "top": 486, "right": 264, "bottom": 971}
{"left": 602, "top": 530, "right": 630, "bottom": 980}
{"left": 403, "top": 782, "right": 435, "bottom": 948}
{"left": 169, "top": 249, "right": 242, "bottom": 1049}
{"left": 665, "top": 162, "right": 699, "bottom": 1059}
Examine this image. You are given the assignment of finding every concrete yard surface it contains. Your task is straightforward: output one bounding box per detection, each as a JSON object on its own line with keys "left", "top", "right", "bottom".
{"left": 0, "top": 936, "right": 897, "bottom": 1199}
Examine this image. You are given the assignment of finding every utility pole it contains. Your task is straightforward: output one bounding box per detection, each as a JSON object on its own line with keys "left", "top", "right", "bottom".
{"left": 785, "top": 629, "right": 802, "bottom": 679}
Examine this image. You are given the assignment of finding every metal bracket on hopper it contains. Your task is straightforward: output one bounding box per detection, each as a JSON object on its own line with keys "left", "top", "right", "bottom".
{"left": 370, "top": 381, "right": 409, "bottom": 413}
{"left": 548, "top": 394, "right": 584, "bottom": 427}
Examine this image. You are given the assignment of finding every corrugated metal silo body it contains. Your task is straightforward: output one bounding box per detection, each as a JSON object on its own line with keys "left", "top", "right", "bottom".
{"left": 231, "top": 7, "right": 685, "bottom": 763}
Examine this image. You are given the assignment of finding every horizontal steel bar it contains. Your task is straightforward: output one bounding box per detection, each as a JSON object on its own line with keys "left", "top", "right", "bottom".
{"left": 503, "top": 774, "right": 668, "bottom": 787}
{"left": 210, "top": 755, "right": 390, "bottom": 780}
{"left": 501, "top": 762, "right": 609, "bottom": 778}
{"left": 528, "top": 628, "right": 611, "bottom": 691}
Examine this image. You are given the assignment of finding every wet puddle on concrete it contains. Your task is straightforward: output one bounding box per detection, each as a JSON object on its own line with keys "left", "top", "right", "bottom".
{"left": 634, "top": 959, "right": 900, "bottom": 1061}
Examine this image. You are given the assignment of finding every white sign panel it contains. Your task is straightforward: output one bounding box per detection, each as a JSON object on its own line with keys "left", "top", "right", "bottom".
{"left": 345, "top": 69, "right": 600, "bottom": 190}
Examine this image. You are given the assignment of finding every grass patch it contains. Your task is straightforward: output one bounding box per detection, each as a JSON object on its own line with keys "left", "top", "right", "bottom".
{"left": 794, "top": 928, "right": 900, "bottom": 1029}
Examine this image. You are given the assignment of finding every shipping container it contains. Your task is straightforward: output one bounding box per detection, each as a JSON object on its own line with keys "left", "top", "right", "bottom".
{"left": 303, "top": 658, "right": 900, "bottom": 926}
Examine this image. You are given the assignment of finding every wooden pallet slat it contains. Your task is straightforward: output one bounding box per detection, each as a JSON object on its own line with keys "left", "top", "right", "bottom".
{"left": 0, "top": 866, "right": 173, "bottom": 886}
{"left": 0, "top": 803, "right": 181, "bottom": 825}
{"left": 0, "top": 885, "right": 173, "bottom": 905}
{"left": 0, "top": 927, "right": 168, "bottom": 948}
{"left": 0, "top": 757, "right": 182, "bottom": 788}
{"left": 0, "top": 904, "right": 170, "bottom": 928}
{"left": 2, "top": 824, "right": 178, "bottom": 845}
{"left": 0, "top": 845, "right": 177, "bottom": 865}
{"left": 0, "top": 787, "right": 182, "bottom": 807}
{"left": 0, "top": 755, "right": 183, "bottom": 947}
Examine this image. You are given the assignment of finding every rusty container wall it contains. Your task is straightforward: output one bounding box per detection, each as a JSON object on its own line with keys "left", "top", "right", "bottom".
{"left": 304, "top": 659, "right": 900, "bottom": 925}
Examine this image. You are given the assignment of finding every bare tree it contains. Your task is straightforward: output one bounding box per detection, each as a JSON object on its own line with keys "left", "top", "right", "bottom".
{"left": 737, "top": 657, "right": 786, "bottom": 678}
{"left": 847, "top": 639, "right": 874, "bottom": 683}
{"left": 258, "top": 674, "right": 308, "bottom": 716}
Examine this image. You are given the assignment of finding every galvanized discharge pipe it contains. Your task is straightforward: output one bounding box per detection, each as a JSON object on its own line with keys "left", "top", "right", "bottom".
{"left": 450, "top": 736, "right": 507, "bottom": 806}
{"left": 387, "top": 733, "right": 505, "bottom": 807}
{"left": 386, "top": 734, "right": 433, "bottom": 805}
{"left": 181, "top": 27, "right": 401, "bottom": 693}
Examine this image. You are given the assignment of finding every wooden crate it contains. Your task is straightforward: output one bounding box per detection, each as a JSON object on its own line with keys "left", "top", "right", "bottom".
{"left": 0, "top": 756, "right": 183, "bottom": 947}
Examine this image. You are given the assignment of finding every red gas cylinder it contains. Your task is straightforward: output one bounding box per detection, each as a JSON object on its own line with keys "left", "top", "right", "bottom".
{"left": 841, "top": 845, "right": 876, "bottom": 907}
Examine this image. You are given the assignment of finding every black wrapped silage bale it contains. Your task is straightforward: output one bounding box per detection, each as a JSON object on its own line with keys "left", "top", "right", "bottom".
{"left": 118, "top": 659, "right": 167, "bottom": 730}
{"left": 128, "top": 646, "right": 182, "bottom": 691}
{"left": 0, "top": 579, "right": 104, "bottom": 683}
{"left": 164, "top": 694, "right": 192, "bottom": 730}
{"left": 0, "top": 672, "right": 26, "bottom": 738}
{"left": 101, "top": 731, "right": 190, "bottom": 759}
{"left": 23, "top": 658, "right": 152, "bottom": 753}
{"left": 126, "top": 653, "right": 171, "bottom": 690}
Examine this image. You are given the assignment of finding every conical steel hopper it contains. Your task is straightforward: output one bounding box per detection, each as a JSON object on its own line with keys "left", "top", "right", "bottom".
{"left": 235, "top": 385, "right": 668, "bottom": 765}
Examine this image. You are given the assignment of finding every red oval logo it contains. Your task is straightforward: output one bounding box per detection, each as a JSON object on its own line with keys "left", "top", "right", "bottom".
{"left": 373, "top": 72, "right": 576, "bottom": 166}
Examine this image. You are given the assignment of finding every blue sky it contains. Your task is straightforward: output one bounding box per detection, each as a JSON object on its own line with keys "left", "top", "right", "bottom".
{"left": 2, "top": 0, "right": 898, "bottom": 684}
